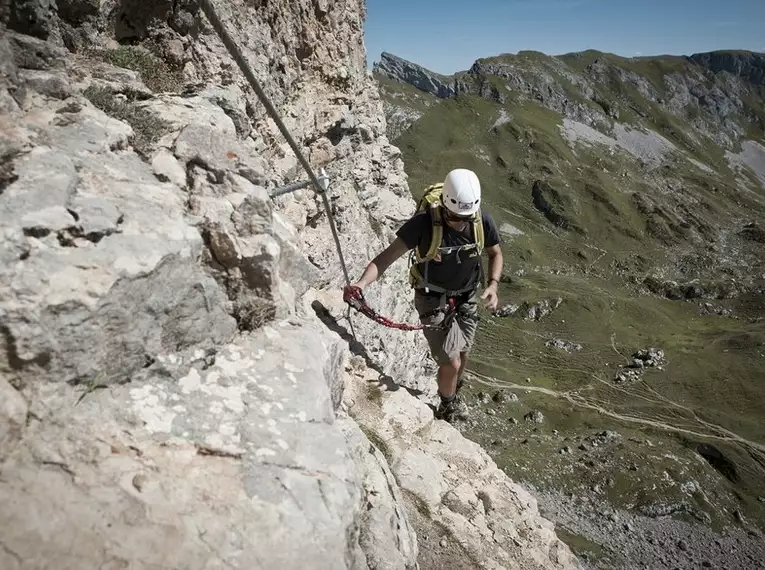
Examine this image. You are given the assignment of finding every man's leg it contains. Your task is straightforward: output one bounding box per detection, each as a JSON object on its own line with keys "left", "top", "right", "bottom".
{"left": 456, "top": 292, "right": 479, "bottom": 392}
{"left": 437, "top": 358, "right": 461, "bottom": 398}
{"left": 456, "top": 351, "right": 470, "bottom": 392}
{"left": 414, "top": 291, "right": 469, "bottom": 422}
{"left": 435, "top": 355, "right": 469, "bottom": 421}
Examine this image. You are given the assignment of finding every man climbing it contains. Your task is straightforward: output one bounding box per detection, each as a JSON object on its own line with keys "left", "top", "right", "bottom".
{"left": 344, "top": 168, "right": 503, "bottom": 423}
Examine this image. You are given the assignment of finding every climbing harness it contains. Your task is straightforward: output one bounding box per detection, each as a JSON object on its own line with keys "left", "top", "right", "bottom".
{"left": 342, "top": 286, "right": 457, "bottom": 331}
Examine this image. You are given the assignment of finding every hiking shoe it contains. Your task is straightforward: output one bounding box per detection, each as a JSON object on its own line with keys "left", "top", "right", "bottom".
{"left": 456, "top": 376, "right": 468, "bottom": 393}
{"left": 435, "top": 396, "right": 469, "bottom": 423}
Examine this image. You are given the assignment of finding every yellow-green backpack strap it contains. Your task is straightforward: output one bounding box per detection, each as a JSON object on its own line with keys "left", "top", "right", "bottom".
{"left": 414, "top": 204, "right": 443, "bottom": 263}
{"left": 426, "top": 204, "right": 443, "bottom": 260}
{"left": 473, "top": 210, "right": 484, "bottom": 254}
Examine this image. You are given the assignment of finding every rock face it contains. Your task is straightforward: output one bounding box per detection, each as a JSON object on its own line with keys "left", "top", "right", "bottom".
{"left": 0, "top": 1, "right": 578, "bottom": 568}
{"left": 0, "top": 324, "right": 382, "bottom": 570}
{"left": 344, "top": 367, "right": 579, "bottom": 570}
{"left": 1, "top": 95, "right": 237, "bottom": 387}
{"left": 5, "top": 0, "right": 58, "bottom": 38}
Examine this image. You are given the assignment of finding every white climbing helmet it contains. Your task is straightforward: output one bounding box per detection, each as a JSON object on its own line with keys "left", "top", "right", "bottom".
{"left": 442, "top": 168, "right": 481, "bottom": 216}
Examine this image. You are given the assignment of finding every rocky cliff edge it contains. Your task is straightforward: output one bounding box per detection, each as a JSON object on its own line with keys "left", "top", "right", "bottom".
{"left": 0, "top": 1, "right": 579, "bottom": 569}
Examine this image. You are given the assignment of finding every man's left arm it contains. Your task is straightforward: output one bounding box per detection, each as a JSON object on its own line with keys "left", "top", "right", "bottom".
{"left": 481, "top": 244, "right": 503, "bottom": 311}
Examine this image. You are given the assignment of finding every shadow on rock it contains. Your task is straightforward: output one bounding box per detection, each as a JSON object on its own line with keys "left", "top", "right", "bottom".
{"left": 311, "top": 300, "right": 425, "bottom": 399}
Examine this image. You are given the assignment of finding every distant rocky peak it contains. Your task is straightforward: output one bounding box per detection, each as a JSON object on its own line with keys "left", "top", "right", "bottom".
{"left": 373, "top": 52, "right": 456, "bottom": 98}
{"left": 690, "top": 50, "right": 765, "bottom": 86}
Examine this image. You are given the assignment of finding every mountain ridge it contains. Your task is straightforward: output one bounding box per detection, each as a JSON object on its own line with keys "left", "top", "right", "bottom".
{"left": 375, "top": 48, "right": 765, "bottom": 82}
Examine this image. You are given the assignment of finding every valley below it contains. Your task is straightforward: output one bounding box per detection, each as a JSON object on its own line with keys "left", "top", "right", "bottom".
{"left": 375, "top": 49, "right": 765, "bottom": 569}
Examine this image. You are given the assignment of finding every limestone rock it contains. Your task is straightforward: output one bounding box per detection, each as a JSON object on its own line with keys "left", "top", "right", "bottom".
{"left": 691, "top": 50, "right": 765, "bottom": 87}
{"left": 338, "top": 417, "right": 419, "bottom": 569}
{"left": 272, "top": 211, "right": 321, "bottom": 312}
{"left": 6, "top": 0, "right": 57, "bottom": 38}
{"left": 57, "top": 0, "right": 102, "bottom": 24}
{"left": 0, "top": 322, "right": 381, "bottom": 570}
{"left": 6, "top": 28, "right": 69, "bottom": 71}
{"left": 0, "top": 377, "right": 27, "bottom": 459}
{"left": 0, "top": 2, "right": 579, "bottom": 569}
{"left": 545, "top": 339, "right": 583, "bottom": 353}
{"left": 0, "top": 100, "right": 236, "bottom": 388}
{"left": 86, "top": 63, "right": 153, "bottom": 99}
{"left": 140, "top": 94, "right": 237, "bottom": 137}
{"left": 116, "top": 0, "right": 199, "bottom": 40}
{"left": 189, "top": 172, "right": 316, "bottom": 328}
{"left": 0, "top": 33, "right": 19, "bottom": 92}
{"left": 344, "top": 377, "right": 580, "bottom": 570}
{"left": 18, "top": 69, "right": 72, "bottom": 99}
{"left": 151, "top": 147, "right": 187, "bottom": 187}
{"left": 525, "top": 410, "right": 546, "bottom": 424}
{"left": 199, "top": 84, "right": 252, "bottom": 139}
{"left": 173, "top": 120, "right": 266, "bottom": 184}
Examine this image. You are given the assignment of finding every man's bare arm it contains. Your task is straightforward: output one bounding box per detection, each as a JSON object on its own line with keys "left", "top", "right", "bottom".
{"left": 485, "top": 245, "right": 503, "bottom": 285}
{"left": 353, "top": 238, "right": 411, "bottom": 289}
{"left": 480, "top": 244, "right": 503, "bottom": 311}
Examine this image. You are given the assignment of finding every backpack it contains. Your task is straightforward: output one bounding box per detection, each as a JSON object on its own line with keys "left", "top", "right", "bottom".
{"left": 408, "top": 183, "right": 485, "bottom": 293}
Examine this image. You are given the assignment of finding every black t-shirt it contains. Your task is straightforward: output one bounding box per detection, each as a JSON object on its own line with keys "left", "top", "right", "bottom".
{"left": 396, "top": 209, "right": 501, "bottom": 293}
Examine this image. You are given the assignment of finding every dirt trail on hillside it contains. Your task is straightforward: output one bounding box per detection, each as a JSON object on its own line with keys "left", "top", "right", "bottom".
{"left": 470, "top": 372, "right": 765, "bottom": 460}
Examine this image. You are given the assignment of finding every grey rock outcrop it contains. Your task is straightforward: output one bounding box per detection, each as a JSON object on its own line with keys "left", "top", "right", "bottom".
{"left": 546, "top": 339, "right": 583, "bottom": 352}
{"left": 374, "top": 51, "right": 608, "bottom": 128}
{"left": 339, "top": 417, "right": 419, "bottom": 569}
{"left": 116, "top": 0, "right": 199, "bottom": 40}
{"left": 494, "top": 297, "right": 564, "bottom": 321}
{"left": 375, "top": 47, "right": 764, "bottom": 147}
{"left": 56, "top": 0, "right": 103, "bottom": 24}
{"left": 468, "top": 57, "right": 606, "bottom": 125}
{"left": 1, "top": 98, "right": 237, "bottom": 388}
{"left": 4, "top": 0, "right": 58, "bottom": 38}
{"left": 1, "top": 10, "right": 422, "bottom": 568}
{"left": 0, "top": 376, "right": 27, "bottom": 458}
{"left": 381, "top": 101, "right": 424, "bottom": 140}
{"left": 0, "top": 323, "right": 397, "bottom": 570}
{"left": 374, "top": 52, "right": 456, "bottom": 98}
{"left": 690, "top": 50, "right": 765, "bottom": 86}
{"left": 344, "top": 370, "right": 578, "bottom": 570}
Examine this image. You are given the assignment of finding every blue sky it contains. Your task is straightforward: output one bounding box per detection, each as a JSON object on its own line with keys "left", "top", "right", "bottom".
{"left": 364, "top": 0, "right": 765, "bottom": 74}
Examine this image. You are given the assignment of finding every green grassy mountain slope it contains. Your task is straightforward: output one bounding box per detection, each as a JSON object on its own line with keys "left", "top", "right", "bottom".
{"left": 374, "top": 49, "right": 765, "bottom": 569}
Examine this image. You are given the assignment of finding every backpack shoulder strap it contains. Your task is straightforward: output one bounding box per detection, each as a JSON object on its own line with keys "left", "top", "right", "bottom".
{"left": 414, "top": 204, "right": 443, "bottom": 263}
{"left": 417, "top": 183, "right": 444, "bottom": 212}
{"left": 473, "top": 209, "right": 485, "bottom": 254}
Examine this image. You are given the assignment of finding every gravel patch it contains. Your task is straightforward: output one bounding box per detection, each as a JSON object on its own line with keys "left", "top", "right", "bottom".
{"left": 689, "top": 157, "right": 714, "bottom": 173}
{"left": 611, "top": 123, "right": 676, "bottom": 169}
{"left": 560, "top": 119, "right": 677, "bottom": 169}
{"left": 726, "top": 140, "right": 765, "bottom": 188}
{"left": 500, "top": 222, "right": 524, "bottom": 237}
{"left": 560, "top": 118, "right": 618, "bottom": 149}
{"left": 533, "top": 487, "right": 765, "bottom": 570}
{"left": 491, "top": 109, "right": 512, "bottom": 130}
